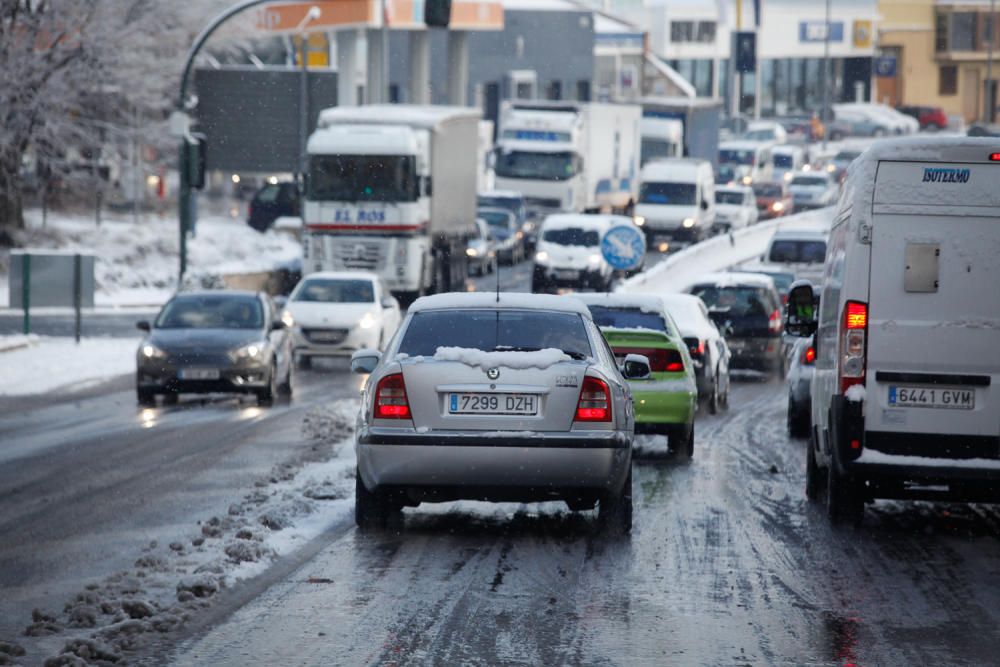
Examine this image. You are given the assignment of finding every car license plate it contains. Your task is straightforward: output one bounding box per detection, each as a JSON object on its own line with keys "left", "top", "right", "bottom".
{"left": 179, "top": 368, "right": 220, "bottom": 380}
{"left": 555, "top": 269, "right": 579, "bottom": 280}
{"left": 449, "top": 393, "right": 538, "bottom": 415}
{"left": 888, "top": 385, "right": 974, "bottom": 410}
{"left": 728, "top": 340, "right": 745, "bottom": 350}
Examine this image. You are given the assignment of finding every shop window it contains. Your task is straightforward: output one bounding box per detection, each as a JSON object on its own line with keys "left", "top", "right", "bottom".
{"left": 939, "top": 65, "right": 958, "bottom": 95}
{"left": 696, "top": 22, "right": 717, "bottom": 44}
{"left": 671, "top": 21, "right": 694, "bottom": 43}
{"left": 935, "top": 12, "right": 949, "bottom": 52}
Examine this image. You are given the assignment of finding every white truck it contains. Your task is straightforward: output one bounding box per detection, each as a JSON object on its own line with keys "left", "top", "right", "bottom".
{"left": 493, "top": 101, "right": 641, "bottom": 217}
{"left": 640, "top": 116, "right": 683, "bottom": 165}
{"left": 302, "top": 105, "right": 480, "bottom": 300}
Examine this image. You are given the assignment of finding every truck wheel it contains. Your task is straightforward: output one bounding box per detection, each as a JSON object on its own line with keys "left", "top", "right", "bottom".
{"left": 805, "top": 430, "right": 824, "bottom": 502}
{"left": 827, "top": 464, "right": 864, "bottom": 526}
{"left": 598, "top": 466, "right": 632, "bottom": 536}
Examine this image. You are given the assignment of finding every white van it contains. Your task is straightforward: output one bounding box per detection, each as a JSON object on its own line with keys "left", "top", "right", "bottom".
{"left": 717, "top": 140, "right": 774, "bottom": 186}
{"left": 634, "top": 158, "right": 715, "bottom": 242}
{"left": 772, "top": 145, "right": 807, "bottom": 182}
{"left": 785, "top": 138, "right": 1000, "bottom": 525}
{"left": 531, "top": 213, "right": 619, "bottom": 293}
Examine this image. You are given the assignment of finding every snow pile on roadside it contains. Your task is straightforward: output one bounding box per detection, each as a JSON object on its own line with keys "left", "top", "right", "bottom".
{"left": 0, "top": 334, "right": 39, "bottom": 353}
{"left": 0, "top": 336, "right": 140, "bottom": 396}
{"left": 1, "top": 210, "right": 301, "bottom": 308}
{"left": 24, "top": 398, "right": 360, "bottom": 667}
{"left": 434, "top": 346, "right": 573, "bottom": 369}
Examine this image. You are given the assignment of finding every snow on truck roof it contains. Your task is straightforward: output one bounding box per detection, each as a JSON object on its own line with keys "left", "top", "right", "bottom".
{"left": 409, "top": 292, "right": 592, "bottom": 318}
{"left": 850, "top": 136, "right": 1000, "bottom": 165}
{"left": 317, "top": 105, "right": 481, "bottom": 130}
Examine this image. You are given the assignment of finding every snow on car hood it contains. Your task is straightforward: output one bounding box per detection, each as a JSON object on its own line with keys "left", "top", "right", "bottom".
{"left": 433, "top": 346, "right": 574, "bottom": 370}
{"left": 287, "top": 302, "right": 376, "bottom": 328}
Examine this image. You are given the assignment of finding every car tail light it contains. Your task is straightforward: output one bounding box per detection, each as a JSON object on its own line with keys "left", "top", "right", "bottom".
{"left": 768, "top": 309, "right": 783, "bottom": 334}
{"left": 683, "top": 337, "right": 705, "bottom": 359}
{"left": 374, "top": 373, "right": 410, "bottom": 419}
{"left": 990, "top": 152, "right": 1000, "bottom": 162}
{"left": 576, "top": 376, "right": 612, "bottom": 422}
{"left": 803, "top": 345, "right": 816, "bottom": 365}
{"left": 614, "top": 347, "right": 684, "bottom": 373}
{"left": 839, "top": 301, "right": 867, "bottom": 393}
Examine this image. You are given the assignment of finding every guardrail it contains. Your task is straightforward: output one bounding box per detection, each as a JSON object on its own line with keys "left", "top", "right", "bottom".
{"left": 619, "top": 207, "right": 835, "bottom": 295}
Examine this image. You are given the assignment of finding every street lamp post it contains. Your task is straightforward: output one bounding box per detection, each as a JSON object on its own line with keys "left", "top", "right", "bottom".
{"left": 821, "top": 0, "right": 831, "bottom": 151}
{"left": 298, "top": 7, "right": 321, "bottom": 188}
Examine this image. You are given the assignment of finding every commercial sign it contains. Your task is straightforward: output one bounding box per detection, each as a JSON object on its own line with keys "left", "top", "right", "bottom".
{"left": 874, "top": 56, "right": 897, "bottom": 78}
{"left": 853, "top": 20, "right": 873, "bottom": 49}
{"left": 799, "top": 21, "right": 844, "bottom": 43}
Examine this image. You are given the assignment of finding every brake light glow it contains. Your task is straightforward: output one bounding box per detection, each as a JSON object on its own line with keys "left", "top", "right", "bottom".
{"left": 990, "top": 152, "right": 1000, "bottom": 162}
{"left": 845, "top": 301, "right": 867, "bottom": 329}
{"left": 614, "top": 347, "right": 684, "bottom": 373}
{"left": 374, "top": 373, "right": 410, "bottom": 419}
{"left": 803, "top": 346, "right": 816, "bottom": 364}
{"left": 768, "top": 309, "right": 783, "bottom": 334}
{"left": 840, "top": 300, "right": 868, "bottom": 393}
{"left": 576, "top": 376, "right": 612, "bottom": 422}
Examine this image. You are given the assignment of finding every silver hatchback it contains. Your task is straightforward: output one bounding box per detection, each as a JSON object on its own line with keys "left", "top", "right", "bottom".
{"left": 350, "top": 292, "right": 645, "bottom": 533}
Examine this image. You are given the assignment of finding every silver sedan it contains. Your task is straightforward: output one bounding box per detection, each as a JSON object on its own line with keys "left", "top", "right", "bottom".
{"left": 350, "top": 292, "right": 645, "bottom": 534}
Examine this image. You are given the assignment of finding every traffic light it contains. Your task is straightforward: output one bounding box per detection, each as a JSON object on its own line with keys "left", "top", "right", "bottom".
{"left": 734, "top": 32, "right": 756, "bottom": 73}
{"left": 424, "top": 0, "right": 451, "bottom": 27}
{"left": 187, "top": 133, "right": 207, "bottom": 190}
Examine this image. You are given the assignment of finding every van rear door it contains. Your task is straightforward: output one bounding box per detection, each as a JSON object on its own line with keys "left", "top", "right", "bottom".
{"left": 865, "top": 159, "right": 1000, "bottom": 442}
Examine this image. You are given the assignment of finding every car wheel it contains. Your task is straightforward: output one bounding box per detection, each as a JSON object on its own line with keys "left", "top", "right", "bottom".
{"left": 707, "top": 375, "right": 720, "bottom": 415}
{"left": 805, "top": 429, "right": 825, "bottom": 502}
{"left": 669, "top": 424, "right": 694, "bottom": 462}
{"left": 137, "top": 388, "right": 156, "bottom": 407}
{"left": 598, "top": 466, "right": 632, "bottom": 535}
{"left": 257, "top": 362, "right": 277, "bottom": 406}
{"left": 355, "top": 469, "right": 393, "bottom": 530}
{"left": 827, "top": 462, "right": 864, "bottom": 526}
{"left": 278, "top": 361, "right": 293, "bottom": 397}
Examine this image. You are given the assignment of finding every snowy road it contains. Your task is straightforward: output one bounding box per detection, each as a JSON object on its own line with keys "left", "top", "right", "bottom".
{"left": 161, "top": 376, "right": 1000, "bottom": 666}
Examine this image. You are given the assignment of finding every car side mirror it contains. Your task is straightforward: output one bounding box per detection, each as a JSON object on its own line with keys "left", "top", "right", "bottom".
{"left": 351, "top": 349, "right": 381, "bottom": 374}
{"left": 701, "top": 199, "right": 709, "bottom": 211}
{"left": 136, "top": 320, "right": 151, "bottom": 332}
{"left": 381, "top": 296, "right": 396, "bottom": 309}
{"left": 784, "top": 280, "right": 818, "bottom": 337}
{"left": 621, "top": 353, "right": 652, "bottom": 380}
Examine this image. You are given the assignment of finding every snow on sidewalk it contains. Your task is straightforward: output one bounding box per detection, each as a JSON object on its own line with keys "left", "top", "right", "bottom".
{"left": 0, "top": 335, "right": 138, "bottom": 396}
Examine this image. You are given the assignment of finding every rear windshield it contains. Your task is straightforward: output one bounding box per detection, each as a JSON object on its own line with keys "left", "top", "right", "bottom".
{"left": 292, "top": 279, "right": 375, "bottom": 303}
{"left": 767, "top": 239, "right": 827, "bottom": 263}
{"left": 715, "top": 191, "right": 744, "bottom": 205}
{"left": 639, "top": 182, "right": 696, "bottom": 205}
{"left": 753, "top": 184, "right": 782, "bottom": 197}
{"left": 399, "top": 310, "right": 592, "bottom": 359}
{"left": 689, "top": 286, "right": 778, "bottom": 318}
{"left": 790, "top": 176, "right": 828, "bottom": 187}
{"left": 155, "top": 295, "right": 264, "bottom": 330}
{"left": 720, "top": 149, "right": 757, "bottom": 165}
{"left": 542, "top": 227, "right": 600, "bottom": 247}
{"left": 587, "top": 306, "right": 670, "bottom": 334}
{"left": 773, "top": 154, "right": 794, "bottom": 168}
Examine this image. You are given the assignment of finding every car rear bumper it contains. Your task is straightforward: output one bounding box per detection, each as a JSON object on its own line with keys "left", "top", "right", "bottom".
{"left": 630, "top": 384, "right": 697, "bottom": 425}
{"left": 357, "top": 427, "right": 631, "bottom": 494}
{"left": 137, "top": 366, "right": 271, "bottom": 394}
{"left": 532, "top": 265, "right": 608, "bottom": 289}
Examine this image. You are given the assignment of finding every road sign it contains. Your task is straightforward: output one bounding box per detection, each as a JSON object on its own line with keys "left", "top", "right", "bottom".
{"left": 601, "top": 223, "right": 646, "bottom": 272}
{"left": 874, "top": 56, "right": 897, "bottom": 78}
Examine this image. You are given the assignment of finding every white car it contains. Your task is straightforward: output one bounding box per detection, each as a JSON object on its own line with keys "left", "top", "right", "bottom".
{"left": 743, "top": 120, "right": 788, "bottom": 144}
{"left": 786, "top": 137, "right": 1000, "bottom": 525}
{"left": 713, "top": 185, "right": 758, "bottom": 232}
{"left": 787, "top": 172, "right": 839, "bottom": 210}
{"left": 659, "top": 293, "right": 732, "bottom": 413}
{"left": 761, "top": 228, "right": 828, "bottom": 285}
{"left": 532, "top": 214, "right": 619, "bottom": 293}
{"left": 284, "top": 271, "right": 402, "bottom": 367}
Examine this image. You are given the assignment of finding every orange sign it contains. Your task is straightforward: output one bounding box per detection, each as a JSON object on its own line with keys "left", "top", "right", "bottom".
{"left": 256, "top": 0, "right": 502, "bottom": 32}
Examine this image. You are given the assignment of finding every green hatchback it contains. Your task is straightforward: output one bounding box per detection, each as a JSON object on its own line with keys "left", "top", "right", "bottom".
{"left": 577, "top": 294, "right": 698, "bottom": 458}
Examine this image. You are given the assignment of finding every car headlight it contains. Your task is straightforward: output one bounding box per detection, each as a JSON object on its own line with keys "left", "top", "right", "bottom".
{"left": 827, "top": 164, "right": 836, "bottom": 173}
{"left": 140, "top": 343, "right": 167, "bottom": 360}
{"left": 588, "top": 253, "right": 602, "bottom": 264}
{"left": 359, "top": 312, "right": 376, "bottom": 329}
{"left": 466, "top": 247, "right": 479, "bottom": 257}
{"left": 742, "top": 176, "right": 752, "bottom": 185}
{"left": 682, "top": 218, "right": 695, "bottom": 228}
{"left": 281, "top": 310, "right": 295, "bottom": 328}
{"left": 783, "top": 172, "right": 793, "bottom": 181}
{"left": 772, "top": 201, "right": 785, "bottom": 212}
{"left": 516, "top": 230, "right": 524, "bottom": 239}
{"left": 523, "top": 222, "right": 535, "bottom": 233}
{"left": 802, "top": 164, "right": 812, "bottom": 171}
{"left": 231, "top": 342, "right": 268, "bottom": 362}
{"left": 534, "top": 250, "right": 549, "bottom": 264}
{"left": 633, "top": 215, "right": 645, "bottom": 227}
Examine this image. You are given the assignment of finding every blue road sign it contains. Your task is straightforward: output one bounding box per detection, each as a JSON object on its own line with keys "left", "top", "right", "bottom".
{"left": 601, "top": 223, "right": 646, "bottom": 271}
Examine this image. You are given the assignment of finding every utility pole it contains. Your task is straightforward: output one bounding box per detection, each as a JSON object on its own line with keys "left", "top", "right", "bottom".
{"left": 731, "top": 0, "right": 743, "bottom": 119}
{"left": 382, "top": 0, "right": 390, "bottom": 102}
{"left": 822, "top": 0, "right": 831, "bottom": 151}
{"left": 987, "top": 0, "right": 996, "bottom": 123}
{"left": 298, "top": 7, "right": 321, "bottom": 189}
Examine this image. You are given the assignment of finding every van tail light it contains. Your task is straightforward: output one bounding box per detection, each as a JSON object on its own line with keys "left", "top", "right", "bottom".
{"left": 576, "top": 376, "right": 612, "bottom": 422}
{"left": 614, "top": 347, "right": 684, "bottom": 373}
{"left": 803, "top": 345, "right": 816, "bottom": 365}
{"left": 839, "top": 300, "right": 868, "bottom": 394}
{"left": 374, "top": 373, "right": 410, "bottom": 419}
{"left": 768, "top": 309, "right": 783, "bottom": 334}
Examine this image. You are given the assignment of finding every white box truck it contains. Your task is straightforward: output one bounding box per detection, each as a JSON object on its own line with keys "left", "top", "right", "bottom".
{"left": 302, "top": 105, "right": 480, "bottom": 300}
{"left": 784, "top": 137, "right": 1000, "bottom": 525}
{"left": 493, "top": 101, "right": 641, "bottom": 217}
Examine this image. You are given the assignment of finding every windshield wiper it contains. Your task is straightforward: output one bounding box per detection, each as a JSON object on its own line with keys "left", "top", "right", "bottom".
{"left": 493, "top": 345, "right": 587, "bottom": 360}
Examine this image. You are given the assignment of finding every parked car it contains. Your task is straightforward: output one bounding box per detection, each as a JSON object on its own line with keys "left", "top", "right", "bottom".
{"left": 349, "top": 292, "right": 638, "bottom": 532}
{"left": 532, "top": 214, "right": 617, "bottom": 293}
{"left": 687, "top": 273, "right": 785, "bottom": 377}
{"left": 660, "top": 293, "right": 732, "bottom": 413}
{"left": 713, "top": 185, "right": 758, "bottom": 232}
{"left": 897, "top": 104, "right": 948, "bottom": 130}
{"left": 967, "top": 122, "right": 1000, "bottom": 137}
{"left": 785, "top": 138, "right": 1000, "bottom": 525}
{"left": 283, "top": 271, "right": 401, "bottom": 368}
{"left": 788, "top": 172, "right": 839, "bottom": 210}
{"left": 478, "top": 206, "right": 523, "bottom": 265}
{"left": 742, "top": 120, "right": 788, "bottom": 144}
{"left": 467, "top": 218, "right": 498, "bottom": 277}
{"left": 831, "top": 107, "right": 894, "bottom": 138}
{"left": 576, "top": 293, "right": 698, "bottom": 452}
{"left": 135, "top": 291, "right": 293, "bottom": 406}
{"left": 247, "top": 181, "right": 299, "bottom": 232}
{"left": 786, "top": 334, "right": 815, "bottom": 438}
{"left": 752, "top": 181, "right": 793, "bottom": 219}
{"left": 761, "top": 228, "right": 828, "bottom": 285}
{"left": 477, "top": 190, "right": 533, "bottom": 251}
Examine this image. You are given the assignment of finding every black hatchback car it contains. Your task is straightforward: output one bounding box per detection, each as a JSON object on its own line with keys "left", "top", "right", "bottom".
{"left": 687, "top": 272, "right": 785, "bottom": 377}
{"left": 247, "top": 181, "right": 300, "bottom": 232}
{"left": 136, "top": 291, "right": 293, "bottom": 406}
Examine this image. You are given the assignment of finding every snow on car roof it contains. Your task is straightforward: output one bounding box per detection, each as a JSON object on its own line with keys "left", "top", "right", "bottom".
{"left": 409, "top": 292, "right": 592, "bottom": 317}
{"left": 540, "top": 214, "right": 615, "bottom": 231}
{"left": 716, "top": 184, "right": 753, "bottom": 194}
{"left": 478, "top": 190, "right": 524, "bottom": 199}
{"left": 299, "top": 271, "right": 379, "bottom": 282}
{"left": 572, "top": 292, "right": 665, "bottom": 314}
{"left": 688, "top": 272, "right": 777, "bottom": 290}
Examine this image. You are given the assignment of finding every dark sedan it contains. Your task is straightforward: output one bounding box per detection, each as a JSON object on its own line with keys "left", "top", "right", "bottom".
{"left": 136, "top": 291, "right": 293, "bottom": 406}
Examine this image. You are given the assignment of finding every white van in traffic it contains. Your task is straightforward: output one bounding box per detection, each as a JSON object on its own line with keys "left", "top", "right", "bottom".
{"left": 634, "top": 158, "right": 715, "bottom": 243}
{"left": 785, "top": 138, "right": 1000, "bottom": 525}
{"left": 717, "top": 140, "right": 774, "bottom": 186}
